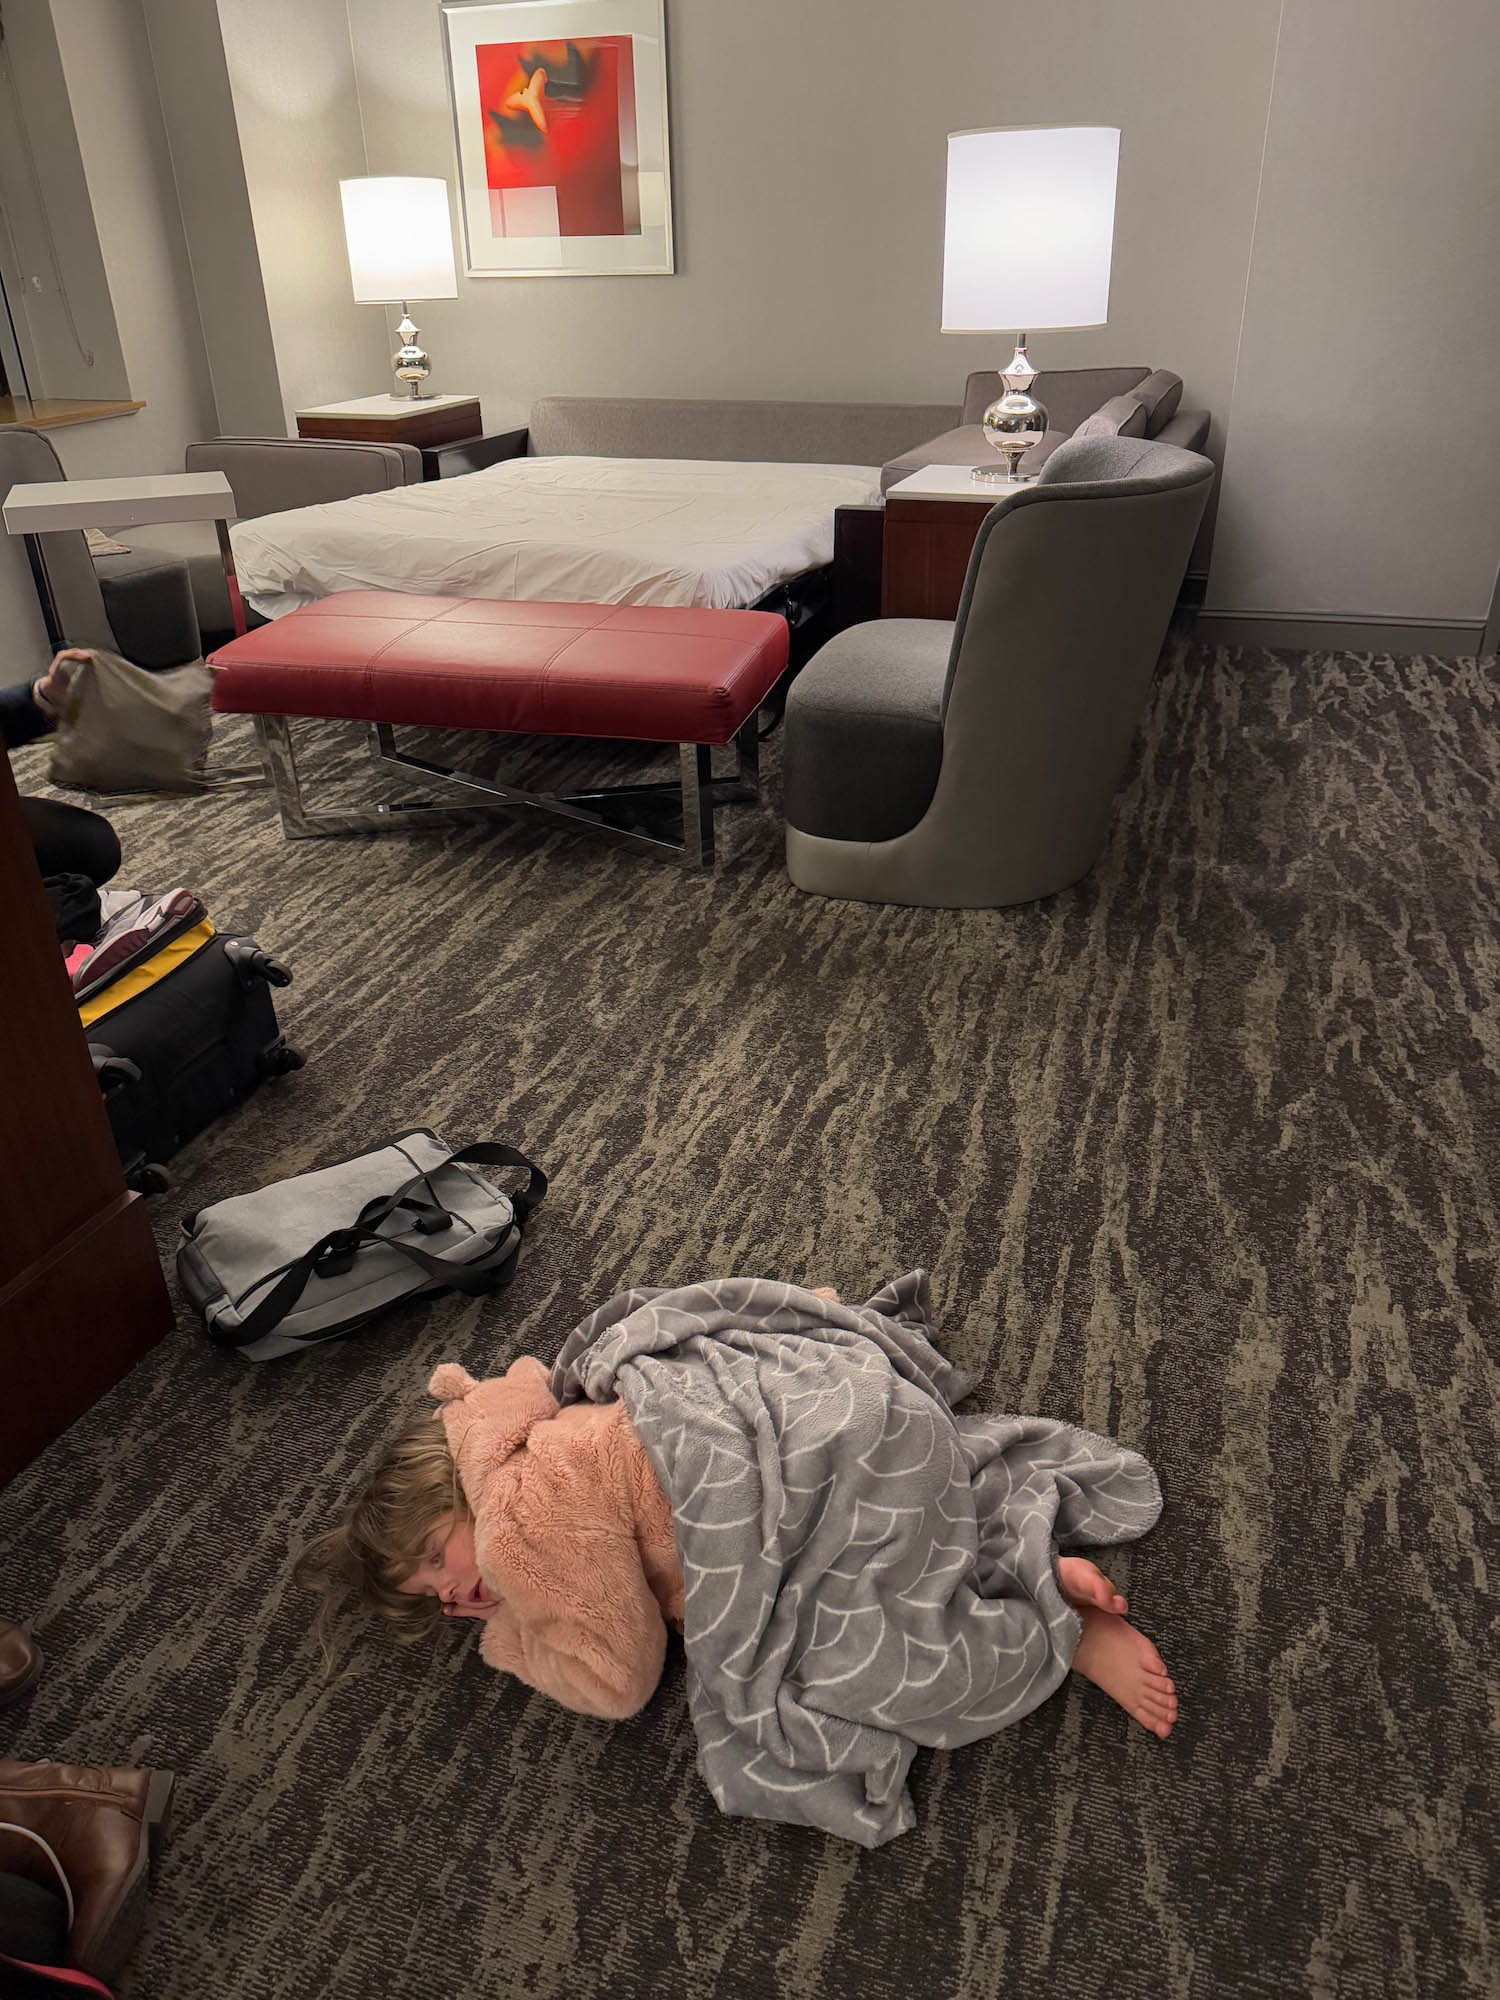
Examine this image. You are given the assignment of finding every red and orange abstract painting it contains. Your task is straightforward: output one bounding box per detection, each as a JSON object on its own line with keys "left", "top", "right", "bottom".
{"left": 476, "top": 36, "right": 642, "bottom": 239}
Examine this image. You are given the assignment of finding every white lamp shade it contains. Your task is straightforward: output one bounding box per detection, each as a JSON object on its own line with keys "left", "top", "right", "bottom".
{"left": 941, "top": 127, "right": 1120, "bottom": 332}
{"left": 340, "top": 177, "right": 458, "bottom": 304}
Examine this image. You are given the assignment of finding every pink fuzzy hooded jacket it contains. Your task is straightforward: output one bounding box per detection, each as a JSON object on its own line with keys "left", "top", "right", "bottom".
{"left": 428, "top": 1358, "right": 685, "bottom": 1720}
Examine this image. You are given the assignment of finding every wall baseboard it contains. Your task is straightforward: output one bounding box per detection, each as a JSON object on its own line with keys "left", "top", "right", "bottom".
{"left": 1194, "top": 609, "right": 1488, "bottom": 656}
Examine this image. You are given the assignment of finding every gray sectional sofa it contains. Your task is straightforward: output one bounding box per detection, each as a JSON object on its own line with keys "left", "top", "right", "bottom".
{"left": 879, "top": 366, "right": 1210, "bottom": 492}
{"left": 8, "top": 374, "right": 1212, "bottom": 665}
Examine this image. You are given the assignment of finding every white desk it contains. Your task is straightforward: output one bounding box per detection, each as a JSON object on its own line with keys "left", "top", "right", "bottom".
{"left": 3, "top": 471, "right": 245, "bottom": 641}
{"left": 884, "top": 462, "right": 1037, "bottom": 502}
{"left": 2, "top": 471, "right": 237, "bottom": 534}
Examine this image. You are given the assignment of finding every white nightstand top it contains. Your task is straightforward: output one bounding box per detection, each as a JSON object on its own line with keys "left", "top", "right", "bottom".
{"left": 885, "top": 462, "right": 1038, "bottom": 502}
{"left": 294, "top": 393, "right": 480, "bottom": 422}
{"left": 2, "top": 470, "right": 237, "bottom": 534}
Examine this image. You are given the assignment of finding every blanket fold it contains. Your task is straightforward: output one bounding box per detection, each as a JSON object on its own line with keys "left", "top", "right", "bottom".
{"left": 550, "top": 1271, "right": 1161, "bottom": 1847}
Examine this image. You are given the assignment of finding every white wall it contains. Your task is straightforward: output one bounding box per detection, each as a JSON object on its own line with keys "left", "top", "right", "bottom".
{"left": 7, "top": 0, "right": 1496, "bottom": 641}
{"left": 0, "top": 0, "right": 131, "bottom": 403}
{"left": 0, "top": 0, "right": 219, "bottom": 669}
{"left": 1206, "top": 0, "right": 1500, "bottom": 629}
{"left": 216, "top": 0, "right": 390, "bottom": 429}
{"left": 141, "top": 0, "right": 285, "bottom": 439}
{"left": 43, "top": 0, "right": 216, "bottom": 480}
{"left": 336, "top": 0, "right": 1283, "bottom": 444}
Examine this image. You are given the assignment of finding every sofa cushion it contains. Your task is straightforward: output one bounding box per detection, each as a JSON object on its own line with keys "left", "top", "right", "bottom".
{"left": 783, "top": 620, "right": 949, "bottom": 842}
{"left": 1153, "top": 407, "right": 1210, "bottom": 453}
{"left": 1071, "top": 394, "right": 1150, "bottom": 441}
{"left": 527, "top": 396, "right": 960, "bottom": 467}
{"left": 1131, "top": 370, "right": 1184, "bottom": 435}
{"left": 92, "top": 548, "right": 202, "bottom": 670}
{"left": 880, "top": 424, "right": 1065, "bottom": 494}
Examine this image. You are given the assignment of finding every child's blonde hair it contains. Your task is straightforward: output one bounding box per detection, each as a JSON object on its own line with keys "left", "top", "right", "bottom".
{"left": 295, "top": 1405, "right": 470, "bottom": 1661}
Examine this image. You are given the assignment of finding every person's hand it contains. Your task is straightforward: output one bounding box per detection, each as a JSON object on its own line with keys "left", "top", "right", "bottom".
{"left": 34, "top": 649, "right": 89, "bottom": 712}
{"left": 812, "top": 1286, "right": 840, "bottom": 1301}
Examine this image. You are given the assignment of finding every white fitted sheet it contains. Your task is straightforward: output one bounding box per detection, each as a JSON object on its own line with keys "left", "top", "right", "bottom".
{"left": 232, "top": 455, "right": 884, "bottom": 618}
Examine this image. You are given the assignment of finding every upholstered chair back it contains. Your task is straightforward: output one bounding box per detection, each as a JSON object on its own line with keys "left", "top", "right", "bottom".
{"left": 0, "top": 427, "right": 116, "bottom": 654}
{"left": 929, "top": 435, "right": 1216, "bottom": 898}
{"left": 784, "top": 434, "right": 1215, "bottom": 908}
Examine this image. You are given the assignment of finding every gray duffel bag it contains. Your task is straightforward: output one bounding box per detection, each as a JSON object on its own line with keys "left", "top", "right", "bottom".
{"left": 177, "top": 1129, "right": 547, "bottom": 1362}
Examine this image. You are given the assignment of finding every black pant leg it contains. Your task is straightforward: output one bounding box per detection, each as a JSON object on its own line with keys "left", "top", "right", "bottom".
{"left": 18, "top": 795, "right": 121, "bottom": 886}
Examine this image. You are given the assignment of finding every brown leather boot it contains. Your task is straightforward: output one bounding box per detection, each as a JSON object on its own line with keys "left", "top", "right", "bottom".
{"left": 0, "top": 1623, "right": 43, "bottom": 1708}
{"left": 0, "top": 1760, "right": 174, "bottom": 1983}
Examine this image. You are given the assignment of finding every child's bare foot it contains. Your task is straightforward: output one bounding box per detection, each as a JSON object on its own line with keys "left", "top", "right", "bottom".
{"left": 1056, "top": 1555, "right": 1128, "bottom": 1616}
{"left": 812, "top": 1286, "right": 840, "bottom": 1300}
{"left": 1070, "top": 1606, "right": 1178, "bottom": 1739}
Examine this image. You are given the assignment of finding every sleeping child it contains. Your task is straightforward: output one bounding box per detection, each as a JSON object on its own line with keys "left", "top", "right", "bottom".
{"left": 297, "top": 1275, "right": 1177, "bottom": 1845}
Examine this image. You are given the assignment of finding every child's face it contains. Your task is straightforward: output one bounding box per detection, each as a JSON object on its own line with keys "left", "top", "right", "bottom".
{"left": 395, "top": 1516, "right": 499, "bottom": 1620}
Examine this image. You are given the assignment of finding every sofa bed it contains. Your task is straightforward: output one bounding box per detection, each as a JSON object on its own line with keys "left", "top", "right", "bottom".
{"left": 219, "top": 397, "right": 955, "bottom": 649}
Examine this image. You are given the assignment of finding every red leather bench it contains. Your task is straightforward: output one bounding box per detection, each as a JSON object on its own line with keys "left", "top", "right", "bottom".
{"left": 210, "top": 592, "right": 790, "bottom": 865}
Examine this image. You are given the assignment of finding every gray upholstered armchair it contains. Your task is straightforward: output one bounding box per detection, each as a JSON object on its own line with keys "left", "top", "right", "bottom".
{"left": 1, "top": 430, "right": 422, "bottom": 664}
{"left": 0, "top": 427, "right": 201, "bottom": 670}
{"left": 782, "top": 434, "right": 1214, "bottom": 909}
{"left": 162, "top": 437, "right": 422, "bottom": 647}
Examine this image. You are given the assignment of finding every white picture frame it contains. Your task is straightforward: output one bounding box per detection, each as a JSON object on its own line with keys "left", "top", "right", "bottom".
{"left": 441, "top": 0, "right": 674, "bottom": 278}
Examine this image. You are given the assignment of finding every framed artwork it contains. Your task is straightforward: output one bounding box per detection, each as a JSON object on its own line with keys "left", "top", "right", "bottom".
{"left": 441, "top": 0, "right": 674, "bottom": 278}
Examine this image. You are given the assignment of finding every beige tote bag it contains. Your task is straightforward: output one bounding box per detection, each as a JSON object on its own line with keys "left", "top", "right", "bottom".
{"left": 47, "top": 648, "right": 213, "bottom": 795}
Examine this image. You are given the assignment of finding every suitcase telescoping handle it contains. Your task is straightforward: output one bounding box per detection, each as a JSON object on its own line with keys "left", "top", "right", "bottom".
{"left": 205, "top": 1143, "right": 548, "bottom": 1350}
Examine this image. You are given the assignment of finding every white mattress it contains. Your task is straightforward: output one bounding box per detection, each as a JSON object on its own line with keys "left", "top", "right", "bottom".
{"left": 232, "top": 455, "right": 884, "bottom": 619}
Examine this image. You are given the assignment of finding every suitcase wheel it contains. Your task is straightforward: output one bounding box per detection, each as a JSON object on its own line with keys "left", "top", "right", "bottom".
{"left": 257, "top": 1043, "right": 305, "bottom": 1079}
{"left": 91, "top": 1051, "right": 142, "bottom": 1097}
{"left": 225, "top": 939, "right": 292, "bottom": 989}
{"left": 130, "top": 1163, "right": 173, "bottom": 1196}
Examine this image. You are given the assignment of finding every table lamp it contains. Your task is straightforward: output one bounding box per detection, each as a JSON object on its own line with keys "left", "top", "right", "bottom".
{"left": 941, "top": 126, "right": 1120, "bottom": 482}
{"left": 340, "top": 176, "right": 459, "bottom": 400}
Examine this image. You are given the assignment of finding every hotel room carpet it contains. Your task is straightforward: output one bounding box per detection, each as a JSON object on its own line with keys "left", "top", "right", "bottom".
{"left": 2, "top": 639, "right": 1495, "bottom": 2000}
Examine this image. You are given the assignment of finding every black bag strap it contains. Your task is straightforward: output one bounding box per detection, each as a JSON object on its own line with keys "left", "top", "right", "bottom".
{"left": 439, "top": 1143, "right": 548, "bottom": 1222}
{"left": 205, "top": 1141, "right": 547, "bottom": 1351}
{"left": 209, "top": 1223, "right": 520, "bottom": 1349}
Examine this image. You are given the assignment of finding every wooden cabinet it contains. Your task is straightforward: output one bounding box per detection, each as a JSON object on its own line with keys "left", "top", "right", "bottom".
{"left": 880, "top": 494, "right": 994, "bottom": 620}
{"left": 0, "top": 754, "right": 173, "bottom": 1487}
{"left": 294, "top": 394, "right": 492, "bottom": 479}
{"left": 880, "top": 464, "right": 1035, "bottom": 620}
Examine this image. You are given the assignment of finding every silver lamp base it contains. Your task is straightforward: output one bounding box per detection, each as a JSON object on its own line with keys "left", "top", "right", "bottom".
{"left": 391, "top": 304, "right": 435, "bottom": 400}
{"left": 976, "top": 335, "right": 1048, "bottom": 483}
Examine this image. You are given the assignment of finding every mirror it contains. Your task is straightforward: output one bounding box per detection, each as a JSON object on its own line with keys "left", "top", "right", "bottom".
{"left": 0, "top": 0, "right": 133, "bottom": 416}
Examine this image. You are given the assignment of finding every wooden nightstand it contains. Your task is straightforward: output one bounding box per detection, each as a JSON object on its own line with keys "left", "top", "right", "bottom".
{"left": 294, "top": 394, "right": 505, "bottom": 480}
{"left": 881, "top": 463, "right": 1035, "bottom": 619}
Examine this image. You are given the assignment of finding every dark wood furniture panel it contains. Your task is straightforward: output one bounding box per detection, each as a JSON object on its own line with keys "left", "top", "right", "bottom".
{"left": 296, "top": 397, "right": 482, "bottom": 451}
{"left": 880, "top": 497, "right": 992, "bottom": 620}
{"left": 422, "top": 428, "right": 530, "bottom": 481}
{"left": 0, "top": 753, "right": 173, "bottom": 1487}
{"left": 831, "top": 504, "right": 884, "bottom": 632}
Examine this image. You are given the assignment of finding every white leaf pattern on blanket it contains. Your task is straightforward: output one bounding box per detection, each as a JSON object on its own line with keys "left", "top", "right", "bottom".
{"left": 550, "top": 1271, "right": 1162, "bottom": 1848}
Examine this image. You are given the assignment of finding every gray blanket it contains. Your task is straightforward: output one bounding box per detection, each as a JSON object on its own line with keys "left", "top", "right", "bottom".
{"left": 550, "top": 1272, "right": 1161, "bottom": 1847}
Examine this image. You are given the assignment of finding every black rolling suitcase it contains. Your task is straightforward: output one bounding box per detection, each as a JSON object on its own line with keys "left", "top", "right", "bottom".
{"left": 74, "top": 890, "right": 302, "bottom": 1193}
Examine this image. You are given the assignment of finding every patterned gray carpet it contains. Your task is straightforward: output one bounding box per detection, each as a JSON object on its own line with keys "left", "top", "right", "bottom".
{"left": 2, "top": 638, "right": 1496, "bottom": 2000}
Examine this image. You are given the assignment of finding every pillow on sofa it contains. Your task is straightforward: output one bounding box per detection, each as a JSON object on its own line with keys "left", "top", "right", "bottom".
{"left": 1071, "top": 394, "right": 1149, "bottom": 441}
{"left": 880, "top": 424, "right": 1065, "bottom": 494}
{"left": 1131, "top": 369, "right": 1184, "bottom": 435}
